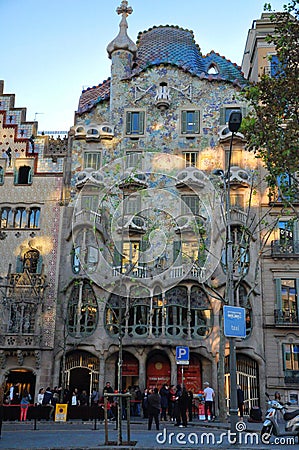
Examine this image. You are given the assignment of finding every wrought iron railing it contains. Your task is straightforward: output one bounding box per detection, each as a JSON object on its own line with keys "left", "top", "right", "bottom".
{"left": 274, "top": 308, "right": 299, "bottom": 325}
{"left": 285, "top": 370, "right": 299, "bottom": 384}
{"left": 271, "top": 240, "right": 299, "bottom": 257}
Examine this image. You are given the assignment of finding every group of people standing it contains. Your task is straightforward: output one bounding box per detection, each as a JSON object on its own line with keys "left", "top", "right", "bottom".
{"left": 144, "top": 384, "right": 194, "bottom": 430}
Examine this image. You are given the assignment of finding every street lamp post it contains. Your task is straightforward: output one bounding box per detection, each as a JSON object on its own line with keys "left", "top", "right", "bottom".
{"left": 225, "top": 111, "right": 242, "bottom": 433}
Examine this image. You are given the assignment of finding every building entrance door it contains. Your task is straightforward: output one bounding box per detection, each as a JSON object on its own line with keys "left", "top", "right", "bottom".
{"left": 146, "top": 353, "right": 170, "bottom": 390}
{"left": 5, "top": 369, "right": 36, "bottom": 401}
{"left": 64, "top": 350, "right": 99, "bottom": 399}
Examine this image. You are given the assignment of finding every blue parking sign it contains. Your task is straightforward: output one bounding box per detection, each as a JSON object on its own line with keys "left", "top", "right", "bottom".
{"left": 176, "top": 346, "right": 189, "bottom": 364}
{"left": 224, "top": 305, "right": 246, "bottom": 338}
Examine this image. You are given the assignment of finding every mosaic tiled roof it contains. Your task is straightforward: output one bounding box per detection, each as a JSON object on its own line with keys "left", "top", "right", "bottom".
{"left": 78, "top": 78, "right": 110, "bottom": 114}
{"left": 77, "top": 25, "right": 246, "bottom": 114}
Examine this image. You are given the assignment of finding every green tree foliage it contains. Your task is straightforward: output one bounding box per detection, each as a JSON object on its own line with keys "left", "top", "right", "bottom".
{"left": 242, "top": 1, "right": 299, "bottom": 192}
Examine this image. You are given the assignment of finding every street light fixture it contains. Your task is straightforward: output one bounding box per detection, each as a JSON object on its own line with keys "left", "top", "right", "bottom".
{"left": 226, "top": 111, "right": 242, "bottom": 433}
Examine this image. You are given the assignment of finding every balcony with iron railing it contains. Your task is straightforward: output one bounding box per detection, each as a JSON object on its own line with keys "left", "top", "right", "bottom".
{"left": 274, "top": 308, "right": 299, "bottom": 325}
{"left": 271, "top": 240, "right": 299, "bottom": 258}
{"left": 284, "top": 370, "right": 299, "bottom": 384}
{"left": 73, "top": 209, "right": 102, "bottom": 226}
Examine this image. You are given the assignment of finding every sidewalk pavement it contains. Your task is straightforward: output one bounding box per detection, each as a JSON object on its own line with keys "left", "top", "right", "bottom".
{"left": 0, "top": 417, "right": 270, "bottom": 450}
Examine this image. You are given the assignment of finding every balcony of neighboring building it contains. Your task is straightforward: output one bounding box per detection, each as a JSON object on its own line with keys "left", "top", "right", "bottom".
{"left": 274, "top": 308, "right": 299, "bottom": 326}
{"left": 284, "top": 370, "right": 299, "bottom": 385}
{"left": 270, "top": 218, "right": 299, "bottom": 259}
{"left": 271, "top": 239, "right": 299, "bottom": 258}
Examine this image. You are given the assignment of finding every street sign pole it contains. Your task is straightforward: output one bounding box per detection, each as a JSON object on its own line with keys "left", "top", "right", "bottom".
{"left": 176, "top": 346, "right": 189, "bottom": 388}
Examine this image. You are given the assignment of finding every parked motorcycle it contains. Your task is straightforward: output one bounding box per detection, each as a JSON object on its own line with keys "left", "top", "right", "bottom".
{"left": 261, "top": 392, "right": 299, "bottom": 443}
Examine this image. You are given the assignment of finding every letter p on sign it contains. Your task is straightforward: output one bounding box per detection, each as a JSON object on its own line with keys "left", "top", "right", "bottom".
{"left": 176, "top": 346, "right": 189, "bottom": 362}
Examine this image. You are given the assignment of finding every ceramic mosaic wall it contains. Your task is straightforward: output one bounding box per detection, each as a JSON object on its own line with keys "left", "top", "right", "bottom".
{"left": 56, "top": 5, "right": 262, "bottom": 399}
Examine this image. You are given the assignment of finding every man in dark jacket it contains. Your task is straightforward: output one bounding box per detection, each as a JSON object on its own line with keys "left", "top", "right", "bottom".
{"left": 42, "top": 387, "right": 54, "bottom": 419}
{"left": 159, "top": 384, "right": 169, "bottom": 421}
{"left": 148, "top": 388, "right": 161, "bottom": 430}
{"left": 237, "top": 385, "right": 244, "bottom": 419}
{"left": 179, "top": 386, "right": 189, "bottom": 427}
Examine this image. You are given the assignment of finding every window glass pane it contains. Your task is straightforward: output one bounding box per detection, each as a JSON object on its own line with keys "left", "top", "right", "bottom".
{"left": 72, "top": 246, "right": 81, "bottom": 274}
{"left": 181, "top": 110, "right": 200, "bottom": 134}
{"left": 29, "top": 208, "right": 40, "bottom": 228}
{"left": 181, "top": 195, "right": 199, "bottom": 215}
{"left": 184, "top": 152, "right": 197, "bottom": 167}
{"left": 81, "top": 196, "right": 98, "bottom": 211}
{"left": 122, "top": 242, "right": 139, "bottom": 269}
{"left": 84, "top": 153, "right": 101, "bottom": 169}
{"left": 182, "top": 241, "right": 198, "bottom": 262}
{"left": 0, "top": 208, "right": 9, "bottom": 228}
{"left": 131, "top": 112, "right": 140, "bottom": 134}
{"left": 284, "top": 344, "right": 299, "bottom": 371}
{"left": 126, "top": 152, "right": 142, "bottom": 168}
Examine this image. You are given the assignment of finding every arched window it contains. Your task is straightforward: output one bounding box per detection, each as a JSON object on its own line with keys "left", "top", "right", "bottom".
{"left": 0, "top": 207, "right": 10, "bottom": 228}
{"left": 28, "top": 208, "right": 40, "bottom": 228}
{"left": 67, "top": 280, "right": 98, "bottom": 337}
{"left": 190, "top": 286, "right": 213, "bottom": 337}
{"left": 165, "top": 286, "right": 188, "bottom": 337}
{"left": 105, "top": 294, "right": 126, "bottom": 336}
{"left": 15, "top": 165, "right": 32, "bottom": 185}
{"left": 14, "top": 208, "right": 27, "bottom": 228}
{"left": 128, "top": 287, "right": 150, "bottom": 337}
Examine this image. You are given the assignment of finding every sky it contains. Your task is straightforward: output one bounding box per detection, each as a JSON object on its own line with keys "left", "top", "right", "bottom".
{"left": 1, "top": 0, "right": 287, "bottom": 133}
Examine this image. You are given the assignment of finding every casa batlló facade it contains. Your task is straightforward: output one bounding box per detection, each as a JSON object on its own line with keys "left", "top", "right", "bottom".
{"left": 0, "top": 3, "right": 298, "bottom": 413}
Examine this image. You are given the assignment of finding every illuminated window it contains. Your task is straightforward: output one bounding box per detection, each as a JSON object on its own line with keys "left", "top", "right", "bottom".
{"left": 183, "top": 152, "right": 198, "bottom": 167}
{"left": 283, "top": 344, "right": 299, "bottom": 371}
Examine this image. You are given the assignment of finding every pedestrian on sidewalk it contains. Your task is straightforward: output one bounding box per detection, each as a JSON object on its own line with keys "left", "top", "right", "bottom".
{"left": 20, "top": 390, "right": 31, "bottom": 421}
{"left": 203, "top": 381, "right": 215, "bottom": 421}
{"left": 237, "top": 385, "right": 244, "bottom": 420}
{"left": 159, "top": 384, "right": 169, "bottom": 421}
{"left": 179, "top": 386, "right": 189, "bottom": 427}
{"left": 148, "top": 388, "right": 161, "bottom": 430}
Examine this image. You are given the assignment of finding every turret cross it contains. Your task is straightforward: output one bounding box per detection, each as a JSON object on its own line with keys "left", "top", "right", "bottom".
{"left": 116, "top": 0, "right": 133, "bottom": 17}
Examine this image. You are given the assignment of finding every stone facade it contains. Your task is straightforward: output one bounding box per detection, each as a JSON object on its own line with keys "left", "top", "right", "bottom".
{"left": 242, "top": 13, "right": 299, "bottom": 406}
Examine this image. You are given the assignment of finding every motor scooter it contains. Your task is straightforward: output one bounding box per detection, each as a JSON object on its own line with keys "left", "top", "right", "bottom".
{"left": 261, "top": 392, "right": 299, "bottom": 443}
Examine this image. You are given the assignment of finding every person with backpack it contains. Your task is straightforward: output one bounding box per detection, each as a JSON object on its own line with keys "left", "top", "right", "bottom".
{"left": 20, "top": 390, "right": 31, "bottom": 421}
